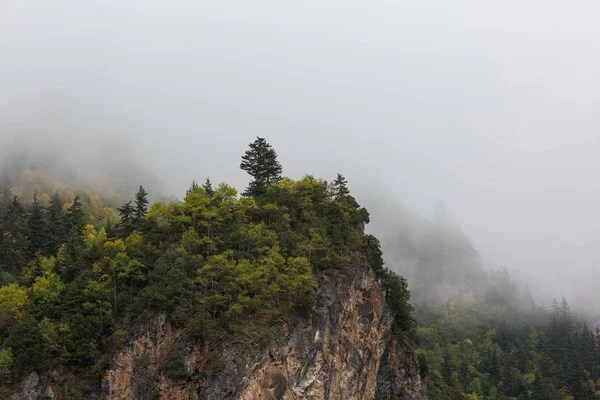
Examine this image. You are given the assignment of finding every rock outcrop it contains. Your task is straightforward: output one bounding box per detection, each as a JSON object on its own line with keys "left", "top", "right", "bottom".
{"left": 102, "top": 260, "right": 426, "bottom": 400}
{"left": 11, "top": 259, "right": 426, "bottom": 400}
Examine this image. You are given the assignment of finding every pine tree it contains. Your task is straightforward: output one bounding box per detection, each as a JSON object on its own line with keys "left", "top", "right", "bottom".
{"left": 27, "top": 192, "right": 48, "bottom": 255}
{"left": 67, "top": 195, "right": 84, "bottom": 236}
{"left": 59, "top": 232, "right": 84, "bottom": 282}
{"left": 134, "top": 186, "right": 149, "bottom": 226}
{"left": 202, "top": 177, "right": 214, "bottom": 197}
{"left": 332, "top": 173, "right": 350, "bottom": 202}
{"left": 46, "top": 192, "right": 66, "bottom": 255}
{"left": 105, "top": 218, "right": 115, "bottom": 239}
{"left": 116, "top": 200, "right": 135, "bottom": 238}
{"left": 530, "top": 373, "right": 555, "bottom": 400}
{"left": 520, "top": 283, "right": 535, "bottom": 313}
{"left": 0, "top": 173, "right": 11, "bottom": 213}
{"left": 186, "top": 180, "right": 200, "bottom": 196}
{"left": 240, "top": 137, "right": 283, "bottom": 196}
{"left": 578, "top": 323, "right": 595, "bottom": 373}
{"left": 0, "top": 196, "right": 28, "bottom": 273}
{"left": 559, "top": 296, "right": 572, "bottom": 324}
{"left": 441, "top": 351, "right": 454, "bottom": 383}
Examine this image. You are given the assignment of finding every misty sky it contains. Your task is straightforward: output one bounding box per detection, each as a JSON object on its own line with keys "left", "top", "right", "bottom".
{"left": 3, "top": 1, "right": 600, "bottom": 300}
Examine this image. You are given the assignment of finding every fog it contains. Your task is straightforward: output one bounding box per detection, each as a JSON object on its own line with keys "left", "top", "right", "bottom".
{"left": 2, "top": 1, "right": 600, "bottom": 307}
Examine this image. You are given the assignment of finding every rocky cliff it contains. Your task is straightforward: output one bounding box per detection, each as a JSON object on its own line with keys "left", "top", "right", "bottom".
{"left": 12, "top": 260, "right": 426, "bottom": 400}
{"left": 103, "top": 259, "right": 425, "bottom": 400}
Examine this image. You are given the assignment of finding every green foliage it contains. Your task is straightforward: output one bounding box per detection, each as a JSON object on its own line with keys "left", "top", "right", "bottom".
{"left": 27, "top": 192, "right": 48, "bottom": 256}
{"left": 163, "top": 340, "right": 188, "bottom": 381}
{"left": 0, "top": 196, "right": 28, "bottom": 273}
{"left": 332, "top": 173, "right": 350, "bottom": 202}
{"left": 202, "top": 177, "right": 214, "bottom": 198}
{"left": 240, "top": 137, "right": 283, "bottom": 196}
{"left": 366, "top": 234, "right": 415, "bottom": 337}
{"left": 0, "top": 283, "right": 27, "bottom": 322}
{"left": 0, "top": 348, "right": 13, "bottom": 385}
{"left": 30, "top": 271, "right": 65, "bottom": 318}
{"left": 67, "top": 195, "right": 85, "bottom": 236}
{"left": 47, "top": 192, "right": 66, "bottom": 255}
{"left": 0, "top": 156, "right": 416, "bottom": 396}
{"left": 133, "top": 186, "right": 149, "bottom": 227}
{"left": 116, "top": 200, "right": 135, "bottom": 238}
{"left": 416, "top": 348, "right": 429, "bottom": 378}
{"left": 150, "top": 388, "right": 161, "bottom": 400}
{"left": 204, "top": 351, "right": 225, "bottom": 377}
{"left": 416, "top": 293, "right": 600, "bottom": 400}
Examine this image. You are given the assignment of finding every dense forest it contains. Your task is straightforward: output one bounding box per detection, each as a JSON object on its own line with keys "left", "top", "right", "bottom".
{"left": 0, "top": 138, "right": 414, "bottom": 398}
{"left": 1, "top": 137, "right": 600, "bottom": 399}
{"left": 381, "top": 205, "right": 600, "bottom": 399}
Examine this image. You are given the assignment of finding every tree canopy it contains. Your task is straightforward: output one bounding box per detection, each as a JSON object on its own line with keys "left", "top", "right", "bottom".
{"left": 0, "top": 146, "right": 413, "bottom": 397}
{"left": 240, "top": 137, "right": 283, "bottom": 196}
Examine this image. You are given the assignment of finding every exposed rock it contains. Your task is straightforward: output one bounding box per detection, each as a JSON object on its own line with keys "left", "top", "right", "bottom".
{"left": 10, "top": 372, "right": 40, "bottom": 400}
{"left": 10, "top": 260, "right": 426, "bottom": 400}
{"left": 100, "top": 260, "right": 426, "bottom": 400}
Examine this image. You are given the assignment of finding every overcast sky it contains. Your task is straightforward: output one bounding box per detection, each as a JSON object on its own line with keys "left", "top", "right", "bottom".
{"left": 3, "top": 1, "right": 600, "bottom": 301}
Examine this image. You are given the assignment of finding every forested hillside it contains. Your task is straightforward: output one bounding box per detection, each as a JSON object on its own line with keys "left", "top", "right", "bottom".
{"left": 3, "top": 135, "right": 599, "bottom": 400}
{"left": 0, "top": 138, "right": 415, "bottom": 398}
{"left": 382, "top": 207, "right": 600, "bottom": 399}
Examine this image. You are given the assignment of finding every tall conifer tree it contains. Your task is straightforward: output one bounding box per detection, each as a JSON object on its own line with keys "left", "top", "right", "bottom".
{"left": 202, "top": 177, "right": 214, "bottom": 197}
{"left": 27, "top": 192, "right": 48, "bottom": 255}
{"left": 186, "top": 180, "right": 200, "bottom": 196}
{"left": 134, "top": 186, "right": 149, "bottom": 227}
{"left": 117, "top": 200, "right": 135, "bottom": 238}
{"left": 332, "top": 173, "right": 350, "bottom": 202}
{"left": 67, "top": 195, "right": 84, "bottom": 236}
{"left": 240, "top": 137, "right": 282, "bottom": 196}
{"left": 47, "top": 192, "right": 66, "bottom": 255}
{"left": 0, "top": 196, "right": 28, "bottom": 272}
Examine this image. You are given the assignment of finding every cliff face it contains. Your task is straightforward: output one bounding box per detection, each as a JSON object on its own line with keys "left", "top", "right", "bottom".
{"left": 102, "top": 260, "right": 426, "bottom": 400}
{"left": 13, "top": 260, "right": 426, "bottom": 400}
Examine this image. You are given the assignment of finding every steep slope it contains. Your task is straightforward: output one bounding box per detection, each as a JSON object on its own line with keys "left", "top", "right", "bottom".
{"left": 1, "top": 162, "right": 426, "bottom": 399}
{"left": 9, "top": 259, "right": 426, "bottom": 400}
{"left": 102, "top": 260, "right": 425, "bottom": 400}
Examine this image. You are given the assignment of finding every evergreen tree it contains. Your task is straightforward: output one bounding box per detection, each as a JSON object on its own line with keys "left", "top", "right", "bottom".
{"left": 559, "top": 296, "right": 572, "bottom": 325}
{"left": 61, "top": 196, "right": 85, "bottom": 281}
{"left": 46, "top": 192, "right": 67, "bottom": 255}
{"left": 202, "top": 177, "right": 214, "bottom": 197}
{"left": 519, "top": 283, "right": 536, "bottom": 313}
{"left": 0, "top": 196, "right": 28, "bottom": 273}
{"left": 0, "top": 174, "right": 11, "bottom": 213}
{"left": 27, "top": 192, "right": 48, "bottom": 256}
{"left": 134, "top": 186, "right": 149, "bottom": 227}
{"left": 530, "top": 373, "right": 559, "bottom": 400}
{"left": 58, "top": 233, "right": 84, "bottom": 282}
{"left": 116, "top": 200, "right": 135, "bottom": 238}
{"left": 186, "top": 180, "right": 200, "bottom": 196}
{"left": 441, "top": 351, "right": 454, "bottom": 383}
{"left": 380, "top": 267, "right": 415, "bottom": 336}
{"left": 67, "top": 195, "right": 84, "bottom": 236}
{"left": 240, "top": 137, "right": 282, "bottom": 196}
{"left": 332, "top": 173, "right": 350, "bottom": 202}
{"left": 105, "top": 218, "right": 116, "bottom": 239}
{"left": 578, "top": 323, "right": 594, "bottom": 372}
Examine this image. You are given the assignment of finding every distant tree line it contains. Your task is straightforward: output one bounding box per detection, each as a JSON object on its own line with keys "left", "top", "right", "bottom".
{"left": 417, "top": 266, "right": 600, "bottom": 400}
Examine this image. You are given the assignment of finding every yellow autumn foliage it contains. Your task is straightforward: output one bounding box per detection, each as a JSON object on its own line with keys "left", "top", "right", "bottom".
{"left": 0, "top": 284, "right": 28, "bottom": 318}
